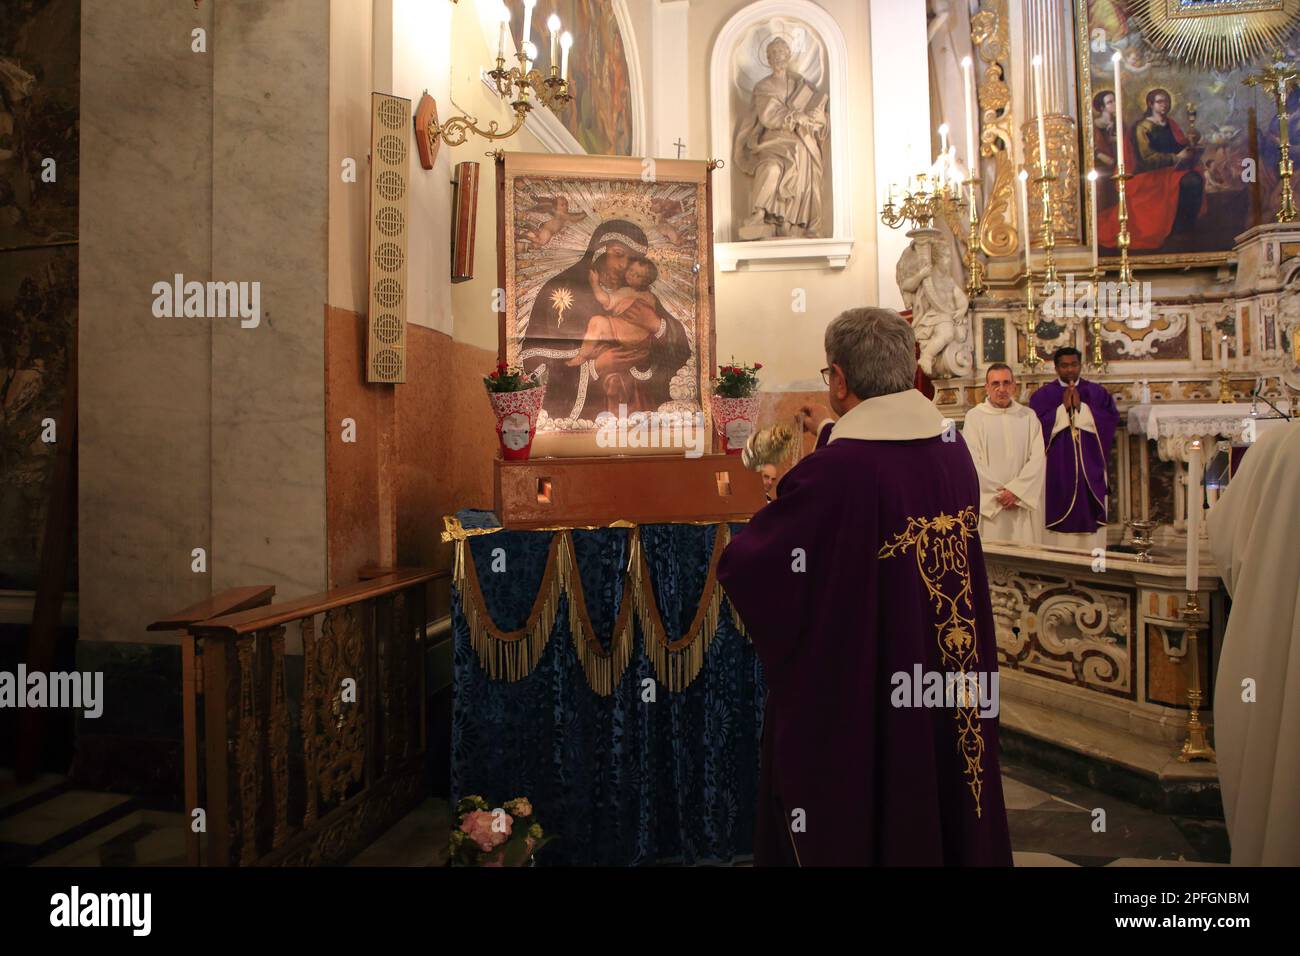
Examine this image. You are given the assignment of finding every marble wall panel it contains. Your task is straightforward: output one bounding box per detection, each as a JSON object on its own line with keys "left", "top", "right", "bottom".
{"left": 79, "top": 0, "right": 215, "bottom": 642}
{"left": 209, "top": 0, "right": 330, "bottom": 600}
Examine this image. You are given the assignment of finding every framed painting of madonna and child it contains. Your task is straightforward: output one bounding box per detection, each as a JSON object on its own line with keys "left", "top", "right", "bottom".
{"left": 498, "top": 152, "right": 716, "bottom": 457}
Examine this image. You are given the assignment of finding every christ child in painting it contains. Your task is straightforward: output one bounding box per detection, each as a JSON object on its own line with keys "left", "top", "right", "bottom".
{"left": 567, "top": 256, "right": 661, "bottom": 371}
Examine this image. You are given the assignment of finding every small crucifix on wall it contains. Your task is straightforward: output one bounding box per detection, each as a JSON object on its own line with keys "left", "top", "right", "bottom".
{"left": 674, "top": 138, "right": 686, "bottom": 159}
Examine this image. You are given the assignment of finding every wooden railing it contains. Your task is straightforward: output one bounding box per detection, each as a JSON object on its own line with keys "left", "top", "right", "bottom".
{"left": 154, "top": 570, "right": 445, "bottom": 865}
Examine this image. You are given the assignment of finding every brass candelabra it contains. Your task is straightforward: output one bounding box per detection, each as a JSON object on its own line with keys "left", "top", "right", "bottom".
{"left": 1021, "top": 270, "right": 1042, "bottom": 372}
{"left": 1034, "top": 162, "right": 1060, "bottom": 293}
{"left": 1087, "top": 267, "right": 1107, "bottom": 372}
{"left": 881, "top": 176, "right": 960, "bottom": 232}
{"left": 1245, "top": 55, "right": 1300, "bottom": 224}
{"left": 1176, "top": 593, "right": 1217, "bottom": 763}
{"left": 426, "top": 47, "right": 573, "bottom": 151}
{"left": 963, "top": 176, "right": 987, "bottom": 299}
{"left": 881, "top": 173, "right": 987, "bottom": 300}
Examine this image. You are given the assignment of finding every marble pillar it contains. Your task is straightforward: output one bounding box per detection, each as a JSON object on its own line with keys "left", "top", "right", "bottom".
{"left": 80, "top": 0, "right": 330, "bottom": 644}
{"left": 1019, "top": 0, "right": 1080, "bottom": 243}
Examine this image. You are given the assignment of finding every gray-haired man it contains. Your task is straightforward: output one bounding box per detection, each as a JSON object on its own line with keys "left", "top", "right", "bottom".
{"left": 718, "top": 307, "right": 1011, "bottom": 866}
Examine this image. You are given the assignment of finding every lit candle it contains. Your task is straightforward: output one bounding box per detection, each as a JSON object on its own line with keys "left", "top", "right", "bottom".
{"left": 1186, "top": 440, "right": 1202, "bottom": 593}
{"left": 521, "top": 0, "right": 536, "bottom": 56}
{"left": 547, "top": 13, "right": 560, "bottom": 68}
{"left": 962, "top": 55, "right": 977, "bottom": 176}
{"left": 1032, "top": 54, "right": 1048, "bottom": 172}
{"left": 497, "top": 4, "right": 511, "bottom": 60}
{"left": 560, "top": 31, "right": 572, "bottom": 81}
{"left": 1112, "top": 51, "right": 1125, "bottom": 170}
{"left": 1220, "top": 332, "right": 1229, "bottom": 369}
{"left": 938, "top": 124, "right": 949, "bottom": 188}
{"left": 1017, "top": 168, "right": 1032, "bottom": 275}
{"left": 1087, "top": 169, "right": 1099, "bottom": 271}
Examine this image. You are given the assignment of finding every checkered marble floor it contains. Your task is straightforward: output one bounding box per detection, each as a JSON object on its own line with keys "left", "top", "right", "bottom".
{"left": 1001, "top": 758, "right": 1228, "bottom": 867}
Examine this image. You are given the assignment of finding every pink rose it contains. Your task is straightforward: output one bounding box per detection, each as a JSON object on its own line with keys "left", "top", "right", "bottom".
{"left": 460, "top": 809, "right": 512, "bottom": 852}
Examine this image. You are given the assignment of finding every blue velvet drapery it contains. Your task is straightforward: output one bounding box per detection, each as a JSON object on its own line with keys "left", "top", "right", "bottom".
{"left": 450, "top": 511, "right": 765, "bottom": 866}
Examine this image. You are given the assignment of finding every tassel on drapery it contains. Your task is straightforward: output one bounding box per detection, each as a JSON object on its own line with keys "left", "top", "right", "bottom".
{"left": 450, "top": 518, "right": 752, "bottom": 695}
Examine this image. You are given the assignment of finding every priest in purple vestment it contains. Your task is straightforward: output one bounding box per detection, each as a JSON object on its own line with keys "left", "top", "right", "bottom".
{"left": 717, "top": 307, "right": 1012, "bottom": 866}
{"left": 1027, "top": 347, "right": 1120, "bottom": 551}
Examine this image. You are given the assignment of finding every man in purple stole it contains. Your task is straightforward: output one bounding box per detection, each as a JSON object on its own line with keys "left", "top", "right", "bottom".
{"left": 1027, "top": 347, "right": 1120, "bottom": 551}
{"left": 717, "top": 308, "right": 1012, "bottom": 866}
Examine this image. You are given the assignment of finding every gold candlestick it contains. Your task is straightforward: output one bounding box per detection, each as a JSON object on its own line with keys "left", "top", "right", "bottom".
{"left": 1245, "top": 55, "right": 1300, "bottom": 224}
{"left": 1217, "top": 368, "right": 1234, "bottom": 402}
{"left": 1034, "top": 163, "right": 1059, "bottom": 292}
{"left": 1021, "top": 272, "right": 1042, "bottom": 372}
{"left": 1087, "top": 268, "right": 1107, "bottom": 372}
{"left": 1176, "top": 593, "right": 1216, "bottom": 763}
{"left": 1114, "top": 166, "right": 1134, "bottom": 285}
{"left": 963, "top": 176, "right": 986, "bottom": 299}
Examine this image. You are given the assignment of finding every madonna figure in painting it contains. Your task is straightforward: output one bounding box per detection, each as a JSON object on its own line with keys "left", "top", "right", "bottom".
{"left": 518, "top": 219, "right": 692, "bottom": 423}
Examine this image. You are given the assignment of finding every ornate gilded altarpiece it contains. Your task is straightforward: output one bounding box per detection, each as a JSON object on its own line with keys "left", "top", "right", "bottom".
{"left": 1075, "top": 0, "right": 1300, "bottom": 267}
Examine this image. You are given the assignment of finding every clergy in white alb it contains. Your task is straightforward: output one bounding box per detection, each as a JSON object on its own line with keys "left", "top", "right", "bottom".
{"left": 1206, "top": 422, "right": 1300, "bottom": 866}
{"left": 962, "top": 363, "right": 1045, "bottom": 546}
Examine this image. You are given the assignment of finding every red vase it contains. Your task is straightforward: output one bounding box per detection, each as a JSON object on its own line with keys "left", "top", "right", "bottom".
{"left": 488, "top": 385, "right": 546, "bottom": 461}
{"left": 710, "top": 394, "right": 761, "bottom": 455}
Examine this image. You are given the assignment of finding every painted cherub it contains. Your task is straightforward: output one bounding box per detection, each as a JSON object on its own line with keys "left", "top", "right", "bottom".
{"left": 649, "top": 197, "right": 685, "bottom": 245}
{"left": 523, "top": 196, "right": 587, "bottom": 247}
{"left": 566, "top": 256, "right": 661, "bottom": 367}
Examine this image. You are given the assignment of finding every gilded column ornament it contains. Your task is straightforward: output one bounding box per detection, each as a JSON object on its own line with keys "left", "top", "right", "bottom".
{"left": 971, "top": 0, "right": 1017, "bottom": 259}
{"left": 1021, "top": 115, "right": 1080, "bottom": 240}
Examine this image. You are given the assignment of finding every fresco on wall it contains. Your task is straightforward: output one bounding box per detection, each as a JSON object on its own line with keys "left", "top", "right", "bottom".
{"left": 507, "top": 0, "right": 635, "bottom": 155}
{"left": 0, "top": 0, "right": 79, "bottom": 589}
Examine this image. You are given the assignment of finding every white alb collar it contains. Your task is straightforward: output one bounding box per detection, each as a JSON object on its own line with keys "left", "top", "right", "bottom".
{"left": 828, "top": 389, "right": 946, "bottom": 443}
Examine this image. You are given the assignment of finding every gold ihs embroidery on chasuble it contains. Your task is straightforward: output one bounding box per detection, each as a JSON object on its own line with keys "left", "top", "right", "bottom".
{"left": 877, "top": 506, "right": 987, "bottom": 817}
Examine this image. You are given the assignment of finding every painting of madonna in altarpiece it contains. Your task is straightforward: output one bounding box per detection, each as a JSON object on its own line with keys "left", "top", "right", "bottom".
{"left": 498, "top": 153, "right": 716, "bottom": 458}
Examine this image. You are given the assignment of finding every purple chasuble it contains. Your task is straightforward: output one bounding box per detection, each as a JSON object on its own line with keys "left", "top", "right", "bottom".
{"left": 717, "top": 424, "right": 1012, "bottom": 866}
{"left": 1027, "top": 379, "right": 1119, "bottom": 533}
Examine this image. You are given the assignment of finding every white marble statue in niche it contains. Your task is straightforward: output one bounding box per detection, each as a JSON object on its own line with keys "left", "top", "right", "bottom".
{"left": 733, "top": 22, "right": 828, "bottom": 240}
{"left": 897, "top": 229, "right": 973, "bottom": 378}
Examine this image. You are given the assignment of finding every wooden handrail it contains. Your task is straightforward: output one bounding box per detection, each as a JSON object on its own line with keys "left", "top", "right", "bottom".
{"left": 358, "top": 565, "right": 450, "bottom": 582}
{"left": 190, "top": 570, "right": 443, "bottom": 638}
{"left": 148, "top": 585, "right": 276, "bottom": 631}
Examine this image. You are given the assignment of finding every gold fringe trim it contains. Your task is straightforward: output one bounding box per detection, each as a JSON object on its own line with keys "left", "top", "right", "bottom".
{"left": 442, "top": 513, "right": 750, "bottom": 542}
{"left": 454, "top": 534, "right": 564, "bottom": 683}
{"left": 559, "top": 532, "right": 638, "bottom": 696}
{"left": 454, "top": 518, "right": 753, "bottom": 695}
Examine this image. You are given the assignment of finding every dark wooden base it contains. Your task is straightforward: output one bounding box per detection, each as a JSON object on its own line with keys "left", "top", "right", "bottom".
{"left": 493, "top": 453, "right": 766, "bottom": 529}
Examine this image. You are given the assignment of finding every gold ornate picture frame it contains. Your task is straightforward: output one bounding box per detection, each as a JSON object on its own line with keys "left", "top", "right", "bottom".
{"left": 1074, "top": 0, "right": 1300, "bottom": 269}
{"left": 497, "top": 152, "right": 716, "bottom": 458}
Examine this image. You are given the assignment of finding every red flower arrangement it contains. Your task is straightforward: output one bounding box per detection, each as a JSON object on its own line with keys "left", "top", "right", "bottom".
{"left": 712, "top": 358, "right": 763, "bottom": 398}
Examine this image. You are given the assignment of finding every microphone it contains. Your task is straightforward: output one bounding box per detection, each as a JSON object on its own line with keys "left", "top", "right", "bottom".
{"left": 1250, "top": 381, "right": 1292, "bottom": 421}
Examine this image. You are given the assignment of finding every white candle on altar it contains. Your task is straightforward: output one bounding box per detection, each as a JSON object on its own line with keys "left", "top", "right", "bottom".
{"left": 521, "top": 0, "right": 536, "bottom": 54}
{"left": 962, "top": 55, "right": 977, "bottom": 175}
{"left": 1018, "top": 168, "right": 1032, "bottom": 275}
{"left": 1087, "top": 169, "right": 1099, "bottom": 270}
{"left": 1186, "top": 440, "right": 1203, "bottom": 592}
{"left": 560, "top": 31, "right": 572, "bottom": 81}
{"left": 1032, "top": 54, "right": 1048, "bottom": 172}
{"left": 1112, "top": 52, "right": 1125, "bottom": 170}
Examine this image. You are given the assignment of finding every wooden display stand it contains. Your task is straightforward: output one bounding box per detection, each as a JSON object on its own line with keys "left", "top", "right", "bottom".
{"left": 494, "top": 454, "right": 766, "bottom": 529}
